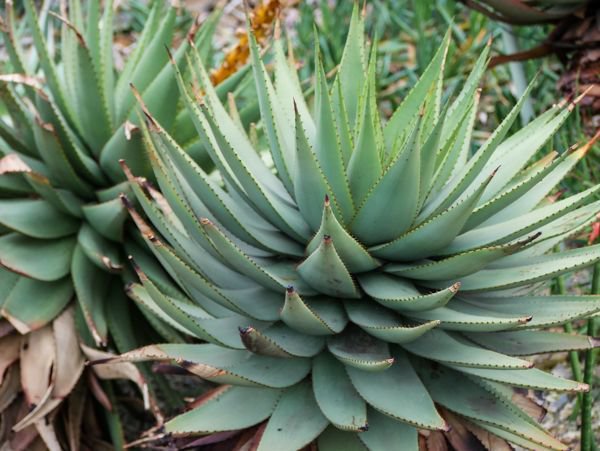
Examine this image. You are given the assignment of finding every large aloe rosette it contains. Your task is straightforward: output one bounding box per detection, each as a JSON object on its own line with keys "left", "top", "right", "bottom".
{"left": 109, "top": 8, "right": 600, "bottom": 451}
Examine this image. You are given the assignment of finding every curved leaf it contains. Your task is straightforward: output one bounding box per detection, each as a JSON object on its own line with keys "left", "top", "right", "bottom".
{"left": 257, "top": 381, "right": 328, "bottom": 451}
{"left": 312, "top": 352, "right": 367, "bottom": 431}
{"left": 0, "top": 233, "right": 75, "bottom": 281}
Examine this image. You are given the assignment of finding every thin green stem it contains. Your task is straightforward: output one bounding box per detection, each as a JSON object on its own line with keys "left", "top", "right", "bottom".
{"left": 581, "top": 262, "right": 600, "bottom": 451}
{"left": 554, "top": 275, "right": 583, "bottom": 384}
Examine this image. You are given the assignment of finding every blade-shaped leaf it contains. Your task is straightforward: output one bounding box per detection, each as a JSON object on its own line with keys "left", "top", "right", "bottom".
{"left": 257, "top": 381, "right": 328, "bottom": 451}
{"left": 346, "top": 349, "right": 447, "bottom": 430}
{"left": 371, "top": 171, "right": 495, "bottom": 261}
{"left": 402, "top": 329, "right": 533, "bottom": 369}
{"left": 417, "top": 363, "right": 568, "bottom": 450}
{"left": 240, "top": 323, "right": 324, "bottom": 358}
{"left": 345, "top": 301, "right": 440, "bottom": 344}
{"left": 281, "top": 288, "right": 347, "bottom": 335}
{"left": 359, "top": 408, "right": 418, "bottom": 451}
{"left": 298, "top": 236, "right": 360, "bottom": 298}
{"left": 447, "top": 365, "right": 587, "bottom": 392}
{"left": 465, "top": 330, "right": 598, "bottom": 356}
{"left": 166, "top": 385, "right": 280, "bottom": 434}
{"left": 312, "top": 352, "right": 367, "bottom": 431}
{"left": 1, "top": 276, "right": 72, "bottom": 334}
{"left": 0, "top": 199, "right": 79, "bottom": 239}
{"left": 0, "top": 233, "right": 75, "bottom": 281}
{"left": 104, "top": 343, "right": 310, "bottom": 388}
{"left": 71, "top": 245, "right": 109, "bottom": 346}
{"left": 307, "top": 197, "right": 380, "bottom": 272}
{"left": 327, "top": 327, "right": 394, "bottom": 371}
{"left": 359, "top": 272, "right": 459, "bottom": 312}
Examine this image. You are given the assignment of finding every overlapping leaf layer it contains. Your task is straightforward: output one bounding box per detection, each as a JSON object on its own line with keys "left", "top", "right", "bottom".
{"left": 110, "top": 6, "right": 600, "bottom": 451}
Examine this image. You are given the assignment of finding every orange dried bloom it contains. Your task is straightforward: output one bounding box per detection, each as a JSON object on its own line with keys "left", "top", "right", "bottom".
{"left": 210, "top": 0, "right": 281, "bottom": 86}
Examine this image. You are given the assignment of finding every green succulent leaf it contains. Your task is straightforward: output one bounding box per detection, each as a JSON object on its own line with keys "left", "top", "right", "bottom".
{"left": 351, "top": 115, "right": 421, "bottom": 245}
{"left": 249, "top": 32, "right": 295, "bottom": 195}
{"left": 314, "top": 59, "right": 355, "bottom": 224}
{"left": 448, "top": 365, "right": 588, "bottom": 392}
{"left": 371, "top": 170, "right": 494, "bottom": 261}
{"left": 318, "top": 426, "right": 366, "bottom": 451}
{"left": 327, "top": 327, "right": 394, "bottom": 371}
{"left": 1, "top": 273, "right": 72, "bottom": 334}
{"left": 257, "top": 381, "right": 329, "bottom": 451}
{"left": 112, "top": 343, "right": 311, "bottom": 388}
{"left": 402, "top": 329, "right": 533, "bottom": 369}
{"left": 446, "top": 244, "right": 600, "bottom": 291}
{"left": 359, "top": 408, "right": 419, "bottom": 451}
{"left": 82, "top": 198, "right": 128, "bottom": 242}
{"left": 240, "top": 323, "right": 325, "bottom": 358}
{"left": 418, "top": 363, "right": 568, "bottom": 450}
{"left": 307, "top": 197, "right": 380, "bottom": 272}
{"left": 453, "top": 295, "right": 600, "bottom": 329}
{"left": 345, "top": 301, "right": 440, "bottom": 344}
{"left": 346, "top": 349, "right": 447, "bottom": 430}
{"left": 465, "top": 330, "right": 599, "bottom": 356}
{"left": 406, "top": 305, "right": 532, "bottom": 332}
{"left": 0, "top": 199, "right": 79, "bottom": 239}
{"left": 72, "top": 245, "right": 110, "bottom": 346}
{"left": 312, "top": 352, "right": 367, "bottom": 431}
{"left": 0, "top": 233, "right": 75, "bottom": 281}
{"left": 359, "top": 272, "right": 459, "bottom": 312}
{"left": 298, "top": 236, "right": 360, "bottom": 298}
{"left": 280, "top": 288, "right": 348, "bottom": 335}
{"left": 165, "top": 385, "right": 281, "bottom": 434}
{"left": 386, "top": 237, "right": 536, "bottom": 281}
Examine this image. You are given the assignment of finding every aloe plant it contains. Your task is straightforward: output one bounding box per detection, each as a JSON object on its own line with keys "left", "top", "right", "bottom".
{"left": 462, "top": 0, "right": 590, "bottom": 25}
{"left": 0, "top": 0, "right": 253, "bottom": 446}
{"left": 97, "top": 6, "right": 600, "bottom": 451}
{"left": 463, "top": 0, "right": 599, "bottom": 132}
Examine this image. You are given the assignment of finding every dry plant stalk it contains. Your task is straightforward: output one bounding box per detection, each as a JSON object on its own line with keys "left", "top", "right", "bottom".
{"left": 210, "top": 0, "right": 281, "bottom": 85}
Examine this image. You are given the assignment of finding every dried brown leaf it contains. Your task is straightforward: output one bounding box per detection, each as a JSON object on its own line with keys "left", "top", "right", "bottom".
{"left": 20, "top": 326, "right": 55, "bottom": 406}
{"left": 0, "top": 334, "right": 21, "bottom": 385}
{"left": 0, "top": 154, "right": 32, "bottom": 175}
{"left": 463, "top": 420, "right": 513, "bottom": 451}
{"left": 52, "top": 307, "right": 85, "bottom": 399}
{"left": 427, "top": 430, "right": 449, "bottom": 451}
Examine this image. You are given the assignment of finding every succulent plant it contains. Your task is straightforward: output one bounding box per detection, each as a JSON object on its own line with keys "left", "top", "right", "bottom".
{"left": 0, "top": 0, "right": 253, "bottom": 446}
{"left": 461, "top": 0, "right": 591, "bottom": 25}
{"left": 101, "top": 6, "right": 600, "bottom": 451}
{"left": 462, "top": 0, "right": 599, "bottom": 129}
